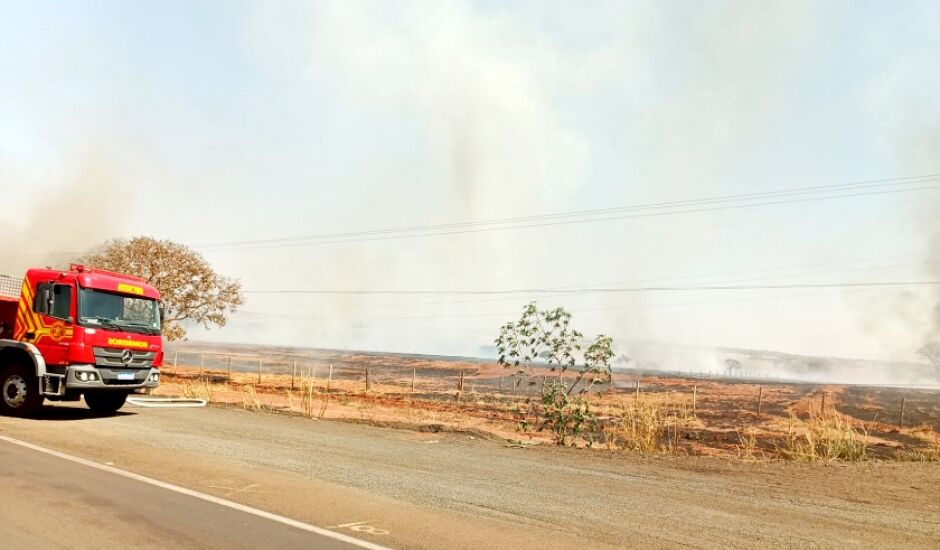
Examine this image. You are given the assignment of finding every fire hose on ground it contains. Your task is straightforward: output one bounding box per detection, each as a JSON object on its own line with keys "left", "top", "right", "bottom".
{"left": 126, "top": 396, "right": 208, "bottom": 408}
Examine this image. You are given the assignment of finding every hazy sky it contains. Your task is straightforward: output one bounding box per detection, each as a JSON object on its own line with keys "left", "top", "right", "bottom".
{"left": 1, "top": 1, "right": 939, "bottom": 361}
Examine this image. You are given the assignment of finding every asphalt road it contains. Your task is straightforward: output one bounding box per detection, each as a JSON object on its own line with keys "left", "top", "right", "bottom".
{"left": 1, "top": 403, "right": 938, "bottom": 549}
{"left": 0, "top": 437, "right": 381, "bottom": 550}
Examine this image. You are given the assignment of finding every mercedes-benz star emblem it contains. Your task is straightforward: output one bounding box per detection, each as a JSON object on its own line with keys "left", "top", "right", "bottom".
{"left": 120, "top": 349, "right": 134, "bottom": 365}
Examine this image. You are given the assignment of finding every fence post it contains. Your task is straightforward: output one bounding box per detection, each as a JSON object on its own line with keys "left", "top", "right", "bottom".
{"left": 227, "top": 355, "right": 232, "bottom": 383}
{"left": 328, "top": 364, "right": 333, "bottom": 392}
{"left": 366, "top": 369, "right": 372, "bottom": 391}
{"left": 821, "top": 391, "right": 827, "bottom": 415}
{"left": 291, "top": 361, "right": 297, "bottom": 390}
{"left": 257, "top": 358, "right": 262, "bottom": 384}
{"left": 757, "top": 386, "right": 763, "bottom": 416}
{"left": 635, "top": 380, "right": 640, "bottom": 401}
{"left": 459, "top": 370, "right": 465, "bottom": 392}
{"left": 200, "top": 355, "right": 205, "bottom": 377}
{"left": 692, "top": 384, "right": 697, "bottom": 416}
{"left": 173, "top": 351, "right": 179, "bottom": 367}
{"left": 411, "top": 368, "right": 416, "bottom": 392}
{"left": 899, "top": 397, "right": 906, "bottom": 429}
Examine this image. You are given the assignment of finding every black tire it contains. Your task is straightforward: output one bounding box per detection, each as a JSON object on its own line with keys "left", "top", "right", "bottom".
{"left": 84, "top": 392, "right": 128, "bottom": 415}
{"left": 0, "top": 364, "right": 44, "bottom": 417}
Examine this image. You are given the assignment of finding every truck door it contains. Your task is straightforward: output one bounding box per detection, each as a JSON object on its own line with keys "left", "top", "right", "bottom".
{"left": 27, "top": 281, "right": 75, "bottom": 366}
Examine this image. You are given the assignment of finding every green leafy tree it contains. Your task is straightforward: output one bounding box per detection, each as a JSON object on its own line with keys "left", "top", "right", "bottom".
{"left": 495, "top": 302, "right": 614, "bottom": 445}
{"left": 79, "top": 236, "right": 243, "bottom": 340}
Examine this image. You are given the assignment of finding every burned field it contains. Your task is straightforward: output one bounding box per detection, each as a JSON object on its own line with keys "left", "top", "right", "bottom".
{"left": 837, "top": 385, "right": 940, "bottom": 430}
{"left": 162, "top": 342, "right": 940, "bottom": 460}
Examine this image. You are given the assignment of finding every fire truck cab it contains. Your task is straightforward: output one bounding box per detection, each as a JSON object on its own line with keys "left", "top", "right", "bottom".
{"left": 0, "top": 264, "right": 163, "bottom": 416}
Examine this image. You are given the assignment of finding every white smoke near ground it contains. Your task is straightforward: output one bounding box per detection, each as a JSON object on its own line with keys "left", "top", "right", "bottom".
{"left": 901, "top": 124, "right": 940, "bottom": 374}
{"left": 914, "top": 148, "right": 940, "bottom": 379}
{"left": 614, "top": 341, "right": 935, "bottom": 386}
{"left": 828, "top": 175, "right": 939, "bottom": 382}
{"left": 908, "top": 130, "right": 940, "bottom": 356}
{"left": 850, "top": 33, "right": 940, "bottom": 381}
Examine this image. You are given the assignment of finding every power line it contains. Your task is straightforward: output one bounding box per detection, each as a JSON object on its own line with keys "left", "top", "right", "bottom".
{"left": 198, "top": 174, "right": 940, "bottom": 251}
{"left": 370, "top": 287, "right": 885, "bottom": 321}
{"left": 241, "top": 254, "right": 940, "bottom": 309}
{"left": 237, "top": 286, "right": 887, "bottom": 323}
{"left": 242, "top": 280, "right": 940, "bottom": 295}
{"left": 204, "top": 183, "right": 940, "bottom": 251}
{"left": 197, "top": 174, "right": 938, "bottom": 248}
{"left": 577, "top": 281, "right": 940, "bottom": 292}
{"left": 1, "top": 174, "right": 937, "bottom": 259}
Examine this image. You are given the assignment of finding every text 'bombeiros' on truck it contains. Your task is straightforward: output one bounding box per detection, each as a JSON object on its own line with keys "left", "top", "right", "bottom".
{"left": 0, "top": 264, "right": 163, "bottom": 416}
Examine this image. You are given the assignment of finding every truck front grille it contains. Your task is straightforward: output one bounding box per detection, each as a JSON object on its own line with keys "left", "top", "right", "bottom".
{"left": 92, "top": 347, "right": 156, "bottom": 369}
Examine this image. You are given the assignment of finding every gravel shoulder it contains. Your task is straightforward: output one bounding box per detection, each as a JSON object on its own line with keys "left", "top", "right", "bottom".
{"left": 1, "top": 403, "right": 938, "bottom": 549}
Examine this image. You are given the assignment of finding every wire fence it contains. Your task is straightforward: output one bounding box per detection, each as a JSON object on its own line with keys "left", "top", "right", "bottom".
{"left": 166, "top": 350, "right": 801, "bottom": 398}
{"left": 161, "top": 350, "right": 940, "bottom": 433}
{"left": 166, "top": 350, "right": 603, "bottom": 399}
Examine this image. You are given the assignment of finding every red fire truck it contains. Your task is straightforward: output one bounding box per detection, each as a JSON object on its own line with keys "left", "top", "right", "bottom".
{"left": 0, "top": 264, "right": 163, "bottom": 416}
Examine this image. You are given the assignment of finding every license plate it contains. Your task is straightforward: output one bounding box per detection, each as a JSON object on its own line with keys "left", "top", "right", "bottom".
{"left": 117, "top": 372, "right": 135, "bottom": 381}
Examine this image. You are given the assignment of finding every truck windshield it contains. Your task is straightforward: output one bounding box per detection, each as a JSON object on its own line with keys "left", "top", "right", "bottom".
{"left": 78, "top": 288, "right": 161, "bottom": 335}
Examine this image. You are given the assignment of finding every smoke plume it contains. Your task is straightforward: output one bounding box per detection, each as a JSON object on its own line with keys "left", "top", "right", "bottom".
{"left": 0, "top": 154, "right": 136, "bottom": 276}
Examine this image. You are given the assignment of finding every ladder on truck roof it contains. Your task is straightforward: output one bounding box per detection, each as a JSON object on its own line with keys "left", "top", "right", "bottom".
{"left": 0, "top": 274, "right": 21, "bottom": 302}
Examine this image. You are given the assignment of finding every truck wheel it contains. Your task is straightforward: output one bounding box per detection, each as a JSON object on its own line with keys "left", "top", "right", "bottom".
{"left": 84, "top": 392, "right": 128, "bottom": 415}
{"left": 0, "top": 364, "right": 43, "bottom": 417}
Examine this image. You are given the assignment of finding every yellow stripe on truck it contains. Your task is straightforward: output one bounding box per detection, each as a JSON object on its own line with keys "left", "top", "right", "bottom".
{"left": 107, "top": 338, "right": 149, "bottom": 349}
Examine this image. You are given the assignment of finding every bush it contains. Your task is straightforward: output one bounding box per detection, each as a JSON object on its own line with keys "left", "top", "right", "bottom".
{"left": 495, "top": 302, "right": 614, "bottom": 445}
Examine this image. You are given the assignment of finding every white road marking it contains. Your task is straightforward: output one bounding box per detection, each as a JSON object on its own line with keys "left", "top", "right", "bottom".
{"left": 350, "top": 525, "right": 390, "bottom": 535}
{"left": 0, "top": 434, "right": 391, "bottom": 550}
{"left": 332, "top": 521, "right": 370, "bottom": 528}
{"left": 331, "top": 521, "right": 389, "bottom": 536}
{"left": 214, "top": 483, "right": 260, "bottom": 497}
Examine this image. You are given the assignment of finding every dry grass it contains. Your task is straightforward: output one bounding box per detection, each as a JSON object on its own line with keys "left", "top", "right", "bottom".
{"left": 298, "top": 378, "right": 318, "bottom": 417}
{"left": 241, "top": 384, "right": 265, "bottom": 411}
{"left": 778, "top": 411, "right": 870, "bottom": 462}
{"left": 181, "top": 377, "right": 216, "bottom": 401}
{"left": 736, "top": 428, "right": 764, "bottom": 460}
{"left": 900, "top": 423, "right": 940, "bottom": 461}
{"left": 600, "top": 392, "right": 696, "bottom": 453}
